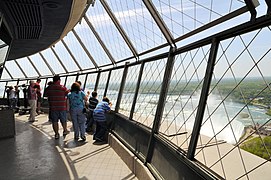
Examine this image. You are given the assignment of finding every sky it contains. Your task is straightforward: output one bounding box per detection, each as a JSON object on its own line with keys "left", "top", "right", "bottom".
{"left": 0, "top": 0, "right": 270, "bottom": 81}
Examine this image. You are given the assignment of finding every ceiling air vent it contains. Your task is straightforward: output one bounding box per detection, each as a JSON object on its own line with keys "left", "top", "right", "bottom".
{"left": 4, "top": 0, "right": 42, "bottom": 39}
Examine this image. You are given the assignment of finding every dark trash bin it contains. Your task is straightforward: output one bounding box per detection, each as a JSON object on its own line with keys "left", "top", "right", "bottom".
{"left": 0, "top": 109, "right": 15, "bottom": 139}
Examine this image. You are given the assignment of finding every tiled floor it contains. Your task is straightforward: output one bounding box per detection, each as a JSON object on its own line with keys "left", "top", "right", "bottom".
{"left": 0, "top": 113, "right": 137, "bottom": 180}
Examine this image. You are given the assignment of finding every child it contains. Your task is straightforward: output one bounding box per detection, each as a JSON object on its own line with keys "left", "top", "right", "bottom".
{"left": 93, "top": 96, "right": 111, "bottom": 142}
{"left": 86, "top": 91, "right": 98, "bottom": 133}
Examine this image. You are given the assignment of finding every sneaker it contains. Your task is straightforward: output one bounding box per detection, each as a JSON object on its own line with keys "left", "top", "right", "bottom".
{"left": 74, "top": 137, "right": 79, "bottom": 141}
{"left": 55, "top": 133, "right": 60, "bottom": 139}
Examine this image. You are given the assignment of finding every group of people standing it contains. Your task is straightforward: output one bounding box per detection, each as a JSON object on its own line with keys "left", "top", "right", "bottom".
{"left": 27, "top": 79, "right": 42, "bottom": 122}
{"left": 5, "top": 79, "right": 41, "bottom": 121}
{"left": 44, "top": 75, "right": 112, "bottom": 142}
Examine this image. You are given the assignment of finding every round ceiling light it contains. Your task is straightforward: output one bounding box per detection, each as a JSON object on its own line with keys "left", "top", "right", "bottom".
{"left": 42, "top": 1, "right": 62, "bottom": 9}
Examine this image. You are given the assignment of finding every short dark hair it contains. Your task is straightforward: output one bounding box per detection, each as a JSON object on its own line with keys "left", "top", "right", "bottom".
{"left": 102, "top": 96, "right": 110, "bottom": 103}
{"left": 37, "top": 78, "right": 41, "bottom": 82}
{"left": 53, "top": 75, "right": 60, "bottom": 82}
{"left": 47, "top": 81, "right": 53, "bottom": 86}
{"left": 92, "top": 91, "right": 97, "bottom": 97}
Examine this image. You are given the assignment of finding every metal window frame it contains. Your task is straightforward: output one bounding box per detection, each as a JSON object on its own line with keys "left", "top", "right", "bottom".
{"left": 103, "top": 69, "right": 112, "bottom": 97}
{"left": 145, "top": 46, "right": 176, "bottom": 164}
{"left": 129, "top": 61, "right": 145, "bottom": 120}
{"left": 115, "top": 62, "right": 129, "bottom": 112}
{"left": 186, "top": 38, "right": 219, "bottom": 160}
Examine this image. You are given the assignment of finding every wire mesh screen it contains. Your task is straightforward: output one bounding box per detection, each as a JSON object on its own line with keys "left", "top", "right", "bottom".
{"left": 85, "top": 73, "right": 97, "bottom": 93}
{"left": 97, "top": 71, "right": 109, "bottom": 101}
{"left": 192, "top": 27, "right": 271, "bottom": 179}
{"left": 65, "top": 76, "right": 76, "bottom": 90}
{"left": 77, "top": 74, "right": 87, "bottom": 89}
{"left": 86, "top": 0, "right": 133, "bottom": 61}
{"left": 107, "top": 0, "right": 166, "bottom": 53}
{"left": 119, "top": 64, "right": 141, "bottom": 117}
{"left": 159, "top": 45, "right": 210, "bottom": 151}
{"left": 40, "top": 49, "right": 66, "bottom": 74}
{"left": 153, "top": 0, "right": 246, "bottom": 38}
{"left": 106, "top": 68, "right": 123, "bottom": 110}
{"left": 62, "top": 32, "right": 95, "bottom": 69}
{"left": 133, "top": 59, "right": 167, "bottom": 128}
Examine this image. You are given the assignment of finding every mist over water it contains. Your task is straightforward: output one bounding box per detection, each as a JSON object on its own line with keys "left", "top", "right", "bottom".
{"left": 134, "top": 93, "right": 270, "bottom": 144}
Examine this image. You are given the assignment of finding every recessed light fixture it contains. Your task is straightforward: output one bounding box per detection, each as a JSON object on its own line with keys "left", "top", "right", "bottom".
{"left": 42, "top": 1, "right": 62, "bottom": 9}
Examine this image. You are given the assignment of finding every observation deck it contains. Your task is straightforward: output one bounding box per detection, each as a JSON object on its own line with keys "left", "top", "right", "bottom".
{"left": 1, "top": 0, "right": 271, "bottom": 179}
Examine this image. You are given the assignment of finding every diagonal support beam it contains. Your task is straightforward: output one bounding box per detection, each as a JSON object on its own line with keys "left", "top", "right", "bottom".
{"left": 50, "top": 47, "right": 68, "bottom": 74}
{"left": 39, "top": 52, "right": 55, "bottom": 75}
{"left": 187, "top": 38, "right": 219, "bottom": 160}
{"left": 100, "top": 0, "right": 138, "bottom": 58}
{"left": 27, "top": 56, "right": 41, "bottom": 77}
{"left": 71, "top": 29, "right": 99, "bottom": 68}
{"left": 143, "top": 0, "right": 176, "bottom": 47}
{"left": 14, "top": 59, "right": 27, "bottom": 78}
{"left": 61, "top": 39, "right": 83, "bottom": 71}
{"left": 84, "top": 16, "right": 116, "bottom": 65}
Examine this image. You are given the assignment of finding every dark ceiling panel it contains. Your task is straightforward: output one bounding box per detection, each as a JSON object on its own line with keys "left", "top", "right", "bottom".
{"left": 5, "top": 0, "right": 42, "bottom": 39}
{"left": 0, "top": 0, "right": 75, "bottom": 60}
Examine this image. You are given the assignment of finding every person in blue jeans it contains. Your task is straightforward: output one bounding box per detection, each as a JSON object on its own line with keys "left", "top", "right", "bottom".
{"left": 68, "top": 82, "right": 88, "bottom": 141}
{"left": 93, "top": 97, "right": 111, "bottom": 142}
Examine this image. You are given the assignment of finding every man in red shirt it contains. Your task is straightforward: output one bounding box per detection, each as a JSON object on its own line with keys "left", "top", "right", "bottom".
{"left": 44, "top": 75, "right": 69, "bottom": 139}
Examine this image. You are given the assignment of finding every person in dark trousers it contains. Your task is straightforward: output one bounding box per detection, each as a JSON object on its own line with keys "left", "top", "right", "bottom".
{"left": 86, "top": 91, "right": 98, "bottom": 133}
{"left": 93, "top": 97, "right": 111, "bottom": 142}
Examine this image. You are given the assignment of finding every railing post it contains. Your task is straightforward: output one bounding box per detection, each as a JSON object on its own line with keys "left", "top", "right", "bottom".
{"left": 94, "top": 70, "right": 101, "bottom": 92}
{"left": 83, "top": 73, "right": 88, "bottom": 91}
{"left": 145, "top": 47, "right": 176, "bottom": 164}
{"left": 129, "top": 61, "right": 145, "bottom": 120}
{"left": 187, "top": 38, "right": 219, "bottom": 160}
{"left": 115, "top": 62, "right": 129, "bottom": 113}
{"left": 103, "top": 70, "right": 112, "bottom": 97}
{"left": 75, "top": 73, "right": 79, "bottom": 82}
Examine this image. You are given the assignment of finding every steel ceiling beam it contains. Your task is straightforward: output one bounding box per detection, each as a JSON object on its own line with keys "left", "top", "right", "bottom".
{"left": 84, "top": 16, "right": 116, "bottom": 65}
{"left": 14, "top": 59, "right": 27, "bottom": 78}
{"left": 50, "top": 47, "right": 68, "bottom": 74}
{"left": 4, "top": 66, "right": 12, "bottom": 79}
{"left": 100, "top": 0, "right": 138, "bottom": 58}
{"left": 61, "top": 39, "right": 83, "bottom": 71}
{"left": 39, "top": 52, "right": 55, "bottom": 75}
{"left": 143, "top": 0, "right": 175, "bottom": 47}
{"left": 27, "top": 56, "right": 41, "bottom": 77}
{"left": 71, "top": 29, "right": 98, "bottom": 68}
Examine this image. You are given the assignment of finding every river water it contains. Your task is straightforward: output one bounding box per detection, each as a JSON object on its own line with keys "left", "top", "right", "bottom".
{"left": 129, "top": 93, "right": 271, "bottom": 144}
